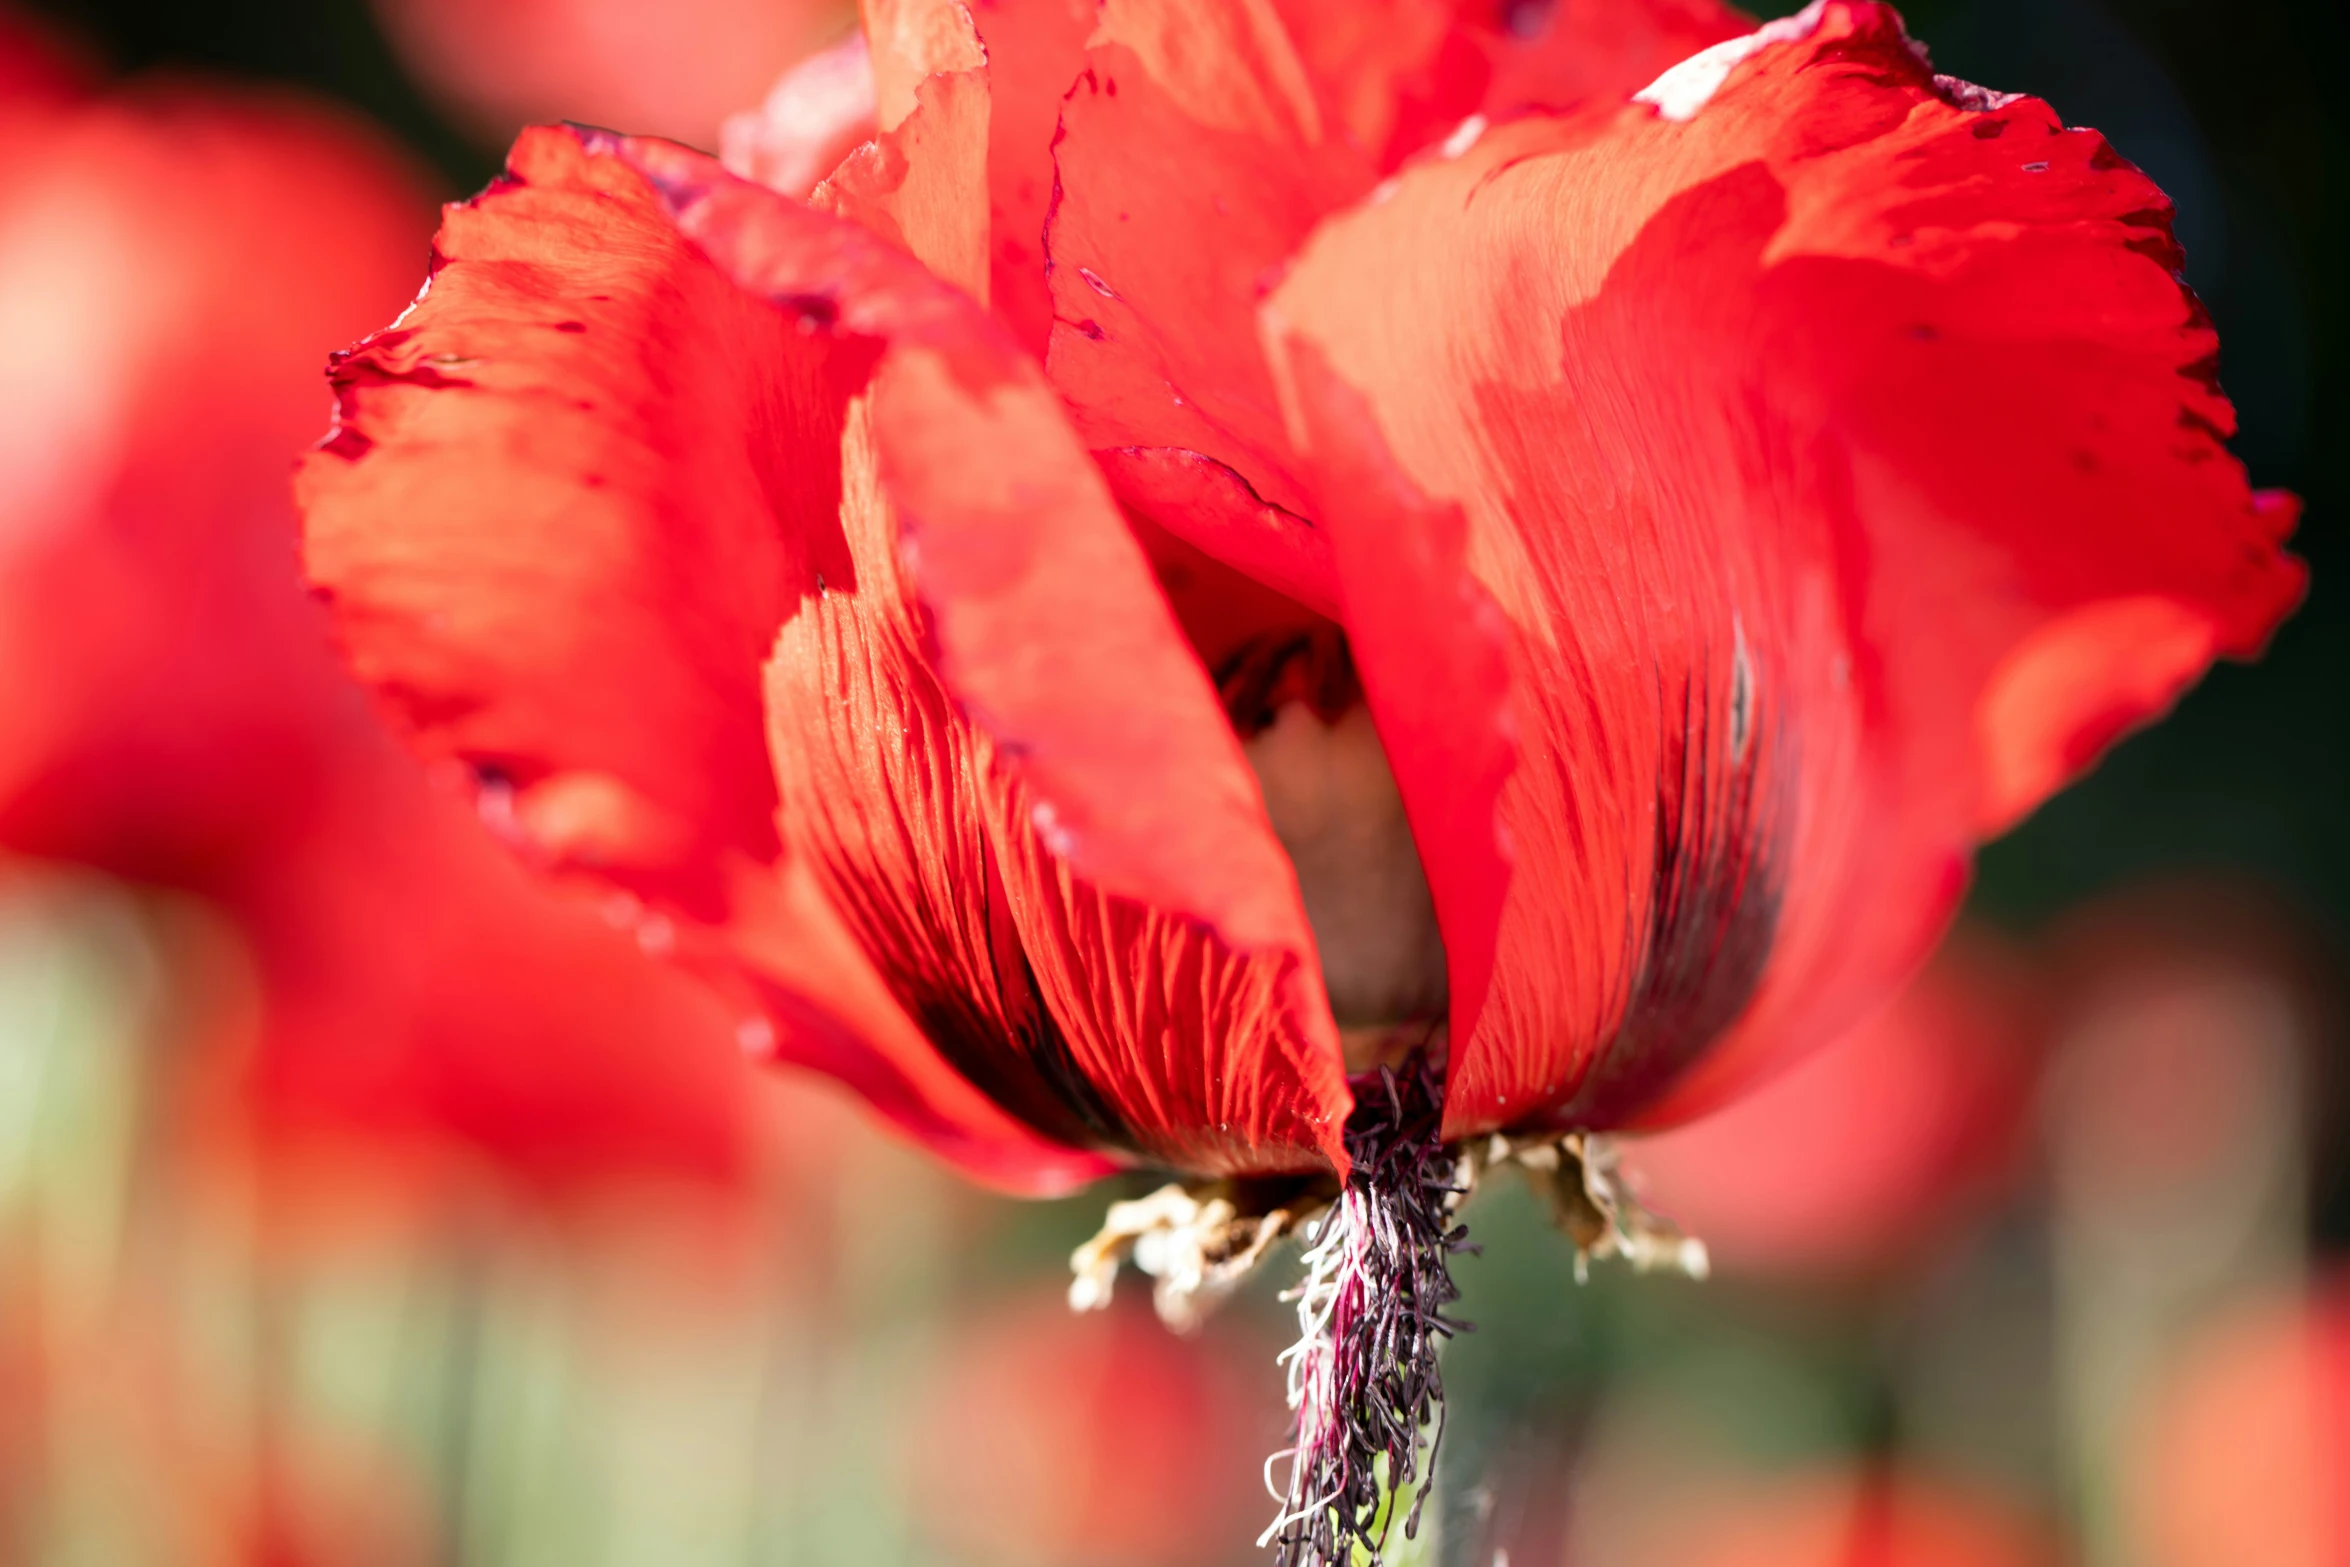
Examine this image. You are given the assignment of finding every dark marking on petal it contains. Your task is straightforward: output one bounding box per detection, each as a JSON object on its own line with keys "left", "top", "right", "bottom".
{"left": 778, "top": 292, "right": 841, "bottom": 332}
{"left": 1016, "top": 953, "right": 1136, "bottom": 1151}
{"left": 860, "top": 813, "right": 1134, "bottom": 1154}
{"left": 2177, "top": 288, "right": 2216, "bottom": 335}
{"left": 2178, "top": 405, "right": 2230, "bottom": 445}
{"left": 1727, "top": 619, "right": 1757, "bottom": 763}
{"left": 321, "top": 355, "right": 475, "bottom": 460}
{"left": 1562, "top": 622, "right": 1789, "bottom": 1125}
{"left": 331, "top": 360, "right": 474, "bottom": 394}
{"left": 320, "top": 423, "right": 374, "bottom": 460}
{"left": 1216, "top": 627, "right": 1362, "bottom": 738}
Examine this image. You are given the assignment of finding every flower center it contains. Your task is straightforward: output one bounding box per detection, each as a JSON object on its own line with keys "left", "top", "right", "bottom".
{"left": 1131, "top": 518, "right": 1448, "bottom": 1072}
{"left": 1223, "top": 633, "right": 1448, "bottom": 1069}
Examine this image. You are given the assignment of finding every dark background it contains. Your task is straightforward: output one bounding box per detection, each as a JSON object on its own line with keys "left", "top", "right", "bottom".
{"left": 30, "top": 0, "right": 2350, "bottom": 1238}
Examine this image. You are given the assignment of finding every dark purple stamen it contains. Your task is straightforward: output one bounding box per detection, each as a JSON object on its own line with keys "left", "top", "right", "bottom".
{"left": 1268, "top": 1053, "right": 1471, "bottom": 1566}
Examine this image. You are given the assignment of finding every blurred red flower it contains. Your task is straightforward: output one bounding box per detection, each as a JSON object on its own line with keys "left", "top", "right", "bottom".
{"left": 1636, "top": 1469, "right": 2059, "bottom": 1567}
{"left": 907, "top": 1287, "right": 1283, "bottom": 1567}
{"left": 2040, "top": 880, "right": 2327, "bottom": 1212}
{"left": 370, "top": 0, "right": 856, "bottom": 152}
{"left": 2126, "top": 1277, "right": 2350, "bottom": 1567}
{"left": 0, "top": 15, "right": 759, "bottom": 1205}
{"left": 294, "top": 0, "right": 2301, "bottom": 1196}
{"left": 1623, "top": 930, "right": 2045, "bottom": 1279}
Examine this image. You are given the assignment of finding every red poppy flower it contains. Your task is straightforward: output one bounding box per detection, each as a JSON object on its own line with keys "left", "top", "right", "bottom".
{"left": 298, "top": 0, "right": 2300, "bottom": 1210}
{"left": 293, "top": 0, "right": 2303, "bottom": 1551}
{"left": 907, "top": 1287, "right": 1283, "bottom": 1567}
{"left": 0, "top": 18, "right": 759, "bottom": 1204}
{"left": 1622, "top": 929, "right": 2045, "bottom": 1279}
{"left": 2125, "top": 1278, "right": 2350, "bottom": 1567}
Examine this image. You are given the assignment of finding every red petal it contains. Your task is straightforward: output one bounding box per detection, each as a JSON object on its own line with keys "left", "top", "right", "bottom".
{"left": 1275, "top": 344, "right": 1515, "bottom": 1096}
{"left": 1042, "top": 0, "right": 1379, "bottom": 605}
{"left": 301, "top": 127, "right": 798, "bottom": 916}
{"left": 863, "top": 0, "right": 985, "bottom": 127}
{"left": 1039, "top": 0, "right": 1746, "bottom": 604}
{"left": 1267, "top": 1, "right": 2303, "bottom": 1137}
{"left": 305, "top": 127, "right": 1349, "bottom": 1179}
{"left": 1261, "top": 0, "right": 1459, "bottom": 158}
{"left": 1623, "top": 929, "right": 2043, "bottom": 1277}
{"left": 634, "top": 133, "right": 1351, "bottom": 1174}
{"left": 847, "top": 0, "right": 1096, "bottom": 359}
{"left": 960, "top": 0, "right": 1099, "bottom": 357}
{"left": 1268, "top": 0, "right": 1750, "bottom": 165}
{"left": 1451, "top": 0, "right": 1750, "bottom": 132}
{"left": 299, "top": 126, "right": 1114, "bottom": 1193}
{"left": 815, "top": 4, "right": 990, "bottom": 297}
{"left": 1094, "top": 447, "right": 1339, "bottom": 622}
